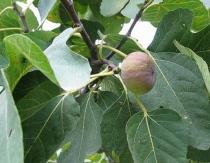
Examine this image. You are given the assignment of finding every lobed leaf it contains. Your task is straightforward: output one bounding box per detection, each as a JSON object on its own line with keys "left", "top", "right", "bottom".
{"left": 126, "top": 109, "right": 188, "bottom": 163}
{"left": 142, "top": 51, "right": 210, "bottom": 150}
{"left": 19, "top": 85, "right": 80, "bottom": 163}
{"left": 58, "top": 93, "right": 103, "bottom": 163}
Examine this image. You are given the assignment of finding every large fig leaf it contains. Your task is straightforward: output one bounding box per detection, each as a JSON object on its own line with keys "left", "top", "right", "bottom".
{"left": 0, "top": 70, "right": 24, "bottom": 163}
{"left": 58, "top": 93, "right": 103, "bottom": 163}
{"left": 142, "top": 51, "right": 210, "bottom": 150}
{"left": 18, "top": 83, "right": 80, "bottom": 163}
{"left": 126, "top": 109, "right": 188, "bottom": 163}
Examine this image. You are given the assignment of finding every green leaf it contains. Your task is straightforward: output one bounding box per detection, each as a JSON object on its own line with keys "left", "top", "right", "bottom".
{"left": 25, "top": 12, "right": 39, "bottom": 31}
{"left": 58, "top": 93, "right": 103, "bottom": 163}
{"left": 38, "top": 0, "right": 57, "bottom": 23}
{"left": 148, "top": 9, "right": 192, "bottom": 53}
{"left": 126, "top": 109, "right": 188, "bottom": 163}
{"left": 0, "top": 9, "right": 20, "bottom": 40}
{"left": 148, "top": 9, "right": 210, "bottom": 66}
{"left": 100, "top": 0, "right": 129, "bottom": 16}
{"left": 20, "top": 89, "right": 80, "bottom": 163}
{"left": 142, "top": 52, "right": 210, "bottom": 150}
{"left": 4, "top": 34, "right": 57, "bottom": 90}
{"left": 4, "top": 28, "right": 90, "bottom": 91}
{"left": 142, "top": 0, "right": 210, "bottom": 31}
{"left": 174, "top": 41, "right": 210, "bottom": 96}
{"left": 44, "top": 28, "right": 91, "bottom": 91}
{"left": 0, "top": 70, "right": 24, "bottom": 163}
{"left": 16, "top": 80, "right": 61, "bottom": 121}
{"left": 100, "top": 91, "right": 134, "bottom": 163}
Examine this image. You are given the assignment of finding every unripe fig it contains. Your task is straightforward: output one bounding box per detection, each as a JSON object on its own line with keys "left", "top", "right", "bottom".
{"left": 120, "top": 52, "right": 156, "bottom": 95}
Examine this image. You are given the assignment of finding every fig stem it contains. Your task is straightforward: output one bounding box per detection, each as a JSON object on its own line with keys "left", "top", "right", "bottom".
{"left": 90, "top": 71, "right": 114, "bottom": 78}
{"left": 135, "top": 94, "right": 148, "bottom": 117}
{"left": 98, "top": 45, "right": 127, "bottom": 58}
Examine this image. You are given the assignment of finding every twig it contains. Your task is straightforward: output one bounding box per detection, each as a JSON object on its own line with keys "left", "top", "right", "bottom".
{"left": 99, "top": 44, "right": 127, "bottom": 58}
{"left": 60, "top": 0, "right": 98, "bottom": 62}
{"left": 13, "top": 2, "right": 29, "bottom": 33}
{"left": 106, "top": 0, "right": 153, "bottom": 60}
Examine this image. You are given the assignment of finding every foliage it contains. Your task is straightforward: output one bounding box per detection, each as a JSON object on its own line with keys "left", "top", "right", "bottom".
{"left": 0, "top": 0, "right": 210, "bottom": 163}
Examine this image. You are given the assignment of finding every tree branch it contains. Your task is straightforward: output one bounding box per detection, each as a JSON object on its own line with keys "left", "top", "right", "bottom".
{"left": 60, "top": 0, "right": 98, "bottom": 62}
{"left": 106, "top": 0, "right": 153, "bottom": 60}
{"left": 13, "top": 2, "right": 29, "bottom": 33}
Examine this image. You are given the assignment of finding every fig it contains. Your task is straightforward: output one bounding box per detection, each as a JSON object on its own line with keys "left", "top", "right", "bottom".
{"left": 120, "top": 52, "right": 156, "bottom": 95}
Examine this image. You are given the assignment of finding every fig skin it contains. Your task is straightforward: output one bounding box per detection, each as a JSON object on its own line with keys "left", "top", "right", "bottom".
{"left": 120, "top": 52, "right": 156, "bottom": 95}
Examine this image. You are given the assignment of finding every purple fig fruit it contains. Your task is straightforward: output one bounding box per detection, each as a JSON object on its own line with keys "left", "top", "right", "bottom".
{"left": 121, "top": 52, "right": 156, "bottom": 95}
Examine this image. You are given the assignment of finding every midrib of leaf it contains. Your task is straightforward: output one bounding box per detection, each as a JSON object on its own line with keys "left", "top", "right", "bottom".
{"left": 77, "top": 93, "right": 91, "bottom": 162}
{"left": 132, "top": 114, "right": 158, "bottom": 163}
{"left": 24, "top": 94, "right": 66, "bottom": 158}
{"left": 145, "top": 116, "right": 158, "bottom": 163}
{"left": 153, "top": 58, "right": 186, "bottom": 115}
{"left": 116, "top": 74, "right": 132, "bottom": 116}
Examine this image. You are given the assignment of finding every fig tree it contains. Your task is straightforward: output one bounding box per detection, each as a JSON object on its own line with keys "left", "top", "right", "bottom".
{"left": 120, "top": 52, "right": 156, "bottom": 95}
